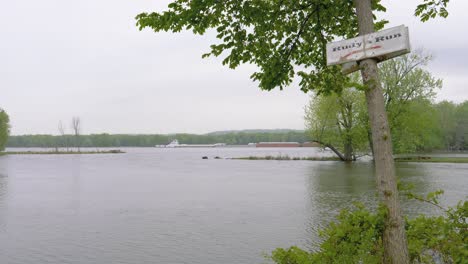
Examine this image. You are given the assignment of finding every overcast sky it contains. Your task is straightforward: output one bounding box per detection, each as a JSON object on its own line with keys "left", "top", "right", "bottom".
{"left": 1, "top": 0, "right": 467, "bottom": 135}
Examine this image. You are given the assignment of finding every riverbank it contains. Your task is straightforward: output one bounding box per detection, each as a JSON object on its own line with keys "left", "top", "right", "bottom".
{"left": 1, "top": 150, "right": 125, "bottom": 155}
{"left": 232, "top": 155, "right": 341, "bottom": 161}
{"left": 394, "top": 156, "right": 468, "bottom": 163}
{"left": 233, "top": 155, "right": 468, "bottom": 163}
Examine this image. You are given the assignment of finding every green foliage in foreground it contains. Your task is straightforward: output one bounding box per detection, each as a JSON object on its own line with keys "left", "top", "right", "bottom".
{"left": 270, "top": 191, "right": 467, "bottom": 264}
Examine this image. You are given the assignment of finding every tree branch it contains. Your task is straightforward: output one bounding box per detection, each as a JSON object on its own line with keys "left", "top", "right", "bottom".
{"left": 283, "top": 7, "right": 317, "bottom": 62}
{"left": 313, "top": 139, "right": 347, "bottom": 161}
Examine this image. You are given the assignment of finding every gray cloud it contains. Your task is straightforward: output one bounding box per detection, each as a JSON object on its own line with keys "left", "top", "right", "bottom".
{"left": 1, "top": 0, "right": 467, "bottom": 135}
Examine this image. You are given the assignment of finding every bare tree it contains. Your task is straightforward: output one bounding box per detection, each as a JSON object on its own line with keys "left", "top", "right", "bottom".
{"left": 58, "top": 120, "right": 69, "bottom": 152}
{"left": 71, "top": 117, "right": 81, "bottom": 152}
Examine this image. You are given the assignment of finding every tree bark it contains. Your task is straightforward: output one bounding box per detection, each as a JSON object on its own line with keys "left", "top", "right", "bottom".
{"left": 72, "top": 117, "right": 81, "bottom": 153}
{"left": 343, "top": 137, "right": 354, "bottom": 161}
{"left": 367, "top": 128, "right": 375, "bottom": 158}
{"left": 353, "top": 1, "right": 410, "bottom": 263}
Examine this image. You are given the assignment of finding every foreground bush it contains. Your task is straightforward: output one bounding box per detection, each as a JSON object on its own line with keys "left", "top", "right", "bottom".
{"left": 270, "top": 191, "right": 467, "bottom": 264}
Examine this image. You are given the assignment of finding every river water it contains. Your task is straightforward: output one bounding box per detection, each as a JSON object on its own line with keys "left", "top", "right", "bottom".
{"left": 0, "top": 148, "right": 466, "bottom": 264}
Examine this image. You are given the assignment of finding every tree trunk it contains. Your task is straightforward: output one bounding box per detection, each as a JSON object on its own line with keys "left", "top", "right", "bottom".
{"left": 353, "top": 1, "right": 409, "bottom": 263}
{"left": 367, "top": 128, "right": 375, "bottom": 158}
{"left": 343, "top": 135, "right": 354, "bottom": 161}
{"left": 75, "top": 135, "right": 81, "bottom": 153}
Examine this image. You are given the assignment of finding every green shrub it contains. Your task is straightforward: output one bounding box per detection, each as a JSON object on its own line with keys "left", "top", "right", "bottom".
{"left": 407, "top": 201, "right": 467, "bottom": 263}
{"left": 270, "top": 191, "right": 467, "bottom": 264}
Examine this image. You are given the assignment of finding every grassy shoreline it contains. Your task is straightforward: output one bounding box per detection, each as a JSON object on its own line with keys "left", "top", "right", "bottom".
{"left": 232, "top": 155, "right": 341, "bottom": 161}
{"left": 394, "top": 156, "right": 468, "bottom": 163}
{"left": 233, "top": 155, "right": 468, "bottom": 163}
{"left": 2, "top": 150, "right": 125, "bottom": 155}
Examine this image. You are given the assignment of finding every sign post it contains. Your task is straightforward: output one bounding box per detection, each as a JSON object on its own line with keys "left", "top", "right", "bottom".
{"left": 328, "top": 5, "right": 412, "bottom": 261}
{"left": 326, "top": 25, "right": 410, "bottom": 73}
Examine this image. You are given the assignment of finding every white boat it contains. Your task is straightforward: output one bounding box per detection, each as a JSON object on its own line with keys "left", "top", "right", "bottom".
{"left": 166, "top": 139, "right": 180, "bottom": 148}
{"left": 156, "top": 140, "right": 226, "bottom": 148}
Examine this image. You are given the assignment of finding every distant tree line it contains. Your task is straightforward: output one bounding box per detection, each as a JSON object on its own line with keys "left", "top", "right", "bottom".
{"left": 6, "top": 131, "right": 308, "bottom": 148}
{"left": 435, "top": 100, "right": 468, "bottom": 151}
{"left": 0, "top": 109, "right": 10, "bottom": 151}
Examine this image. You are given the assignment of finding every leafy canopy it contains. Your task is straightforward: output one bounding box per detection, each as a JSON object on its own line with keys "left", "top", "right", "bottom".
{"left": 305, "top": 50, "right": 446, "bottom": 155}
{"left": 136, "top": 1, "right": 450, "bottom": 95}
{"left": 136, "top": 0, "right": 449, "bottom": 94}
{"left": 305, "top": 84, "right": 369, "bottom": 158}
{"left": 136, "top": 0, "right": 387, "bottom": 95}
{"left": 415, "top": 0, "right": 450, "bottom": 22}
{"left": 380, "top": 51, "right": 443, "bottom": 153}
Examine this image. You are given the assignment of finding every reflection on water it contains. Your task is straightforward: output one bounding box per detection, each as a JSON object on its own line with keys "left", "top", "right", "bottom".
{"left": 0, "top": 148, "right": 466, "bottom": 264}
{"left": 396, "top": 162, "right": 468, "bottom": 216}
{"left": 0, "top": 156, "right": 8, "bottom": 231}
{"left": 303, "top": 162, "right": 376, "bottom": 248}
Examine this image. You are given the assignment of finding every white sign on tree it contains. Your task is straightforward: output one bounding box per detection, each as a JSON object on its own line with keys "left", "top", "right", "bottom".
{"left": 326, "top": 25, "right": 410, "bottom": 73}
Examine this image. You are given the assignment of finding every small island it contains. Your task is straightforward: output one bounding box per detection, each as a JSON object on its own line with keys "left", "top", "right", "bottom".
{"left": 2, "top": 149, "right": 125, "bottom": 155}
